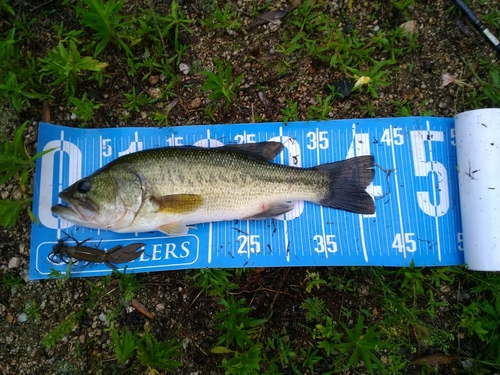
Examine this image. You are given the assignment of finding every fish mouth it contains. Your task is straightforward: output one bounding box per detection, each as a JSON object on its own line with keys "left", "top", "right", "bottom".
{"left": 51, "top": 193, "right": 97, "bottom": 222}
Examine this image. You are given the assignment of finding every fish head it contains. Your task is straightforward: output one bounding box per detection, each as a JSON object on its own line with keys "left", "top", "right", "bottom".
{"left": 51, "top": 168, "right": 144, "bottom": 230}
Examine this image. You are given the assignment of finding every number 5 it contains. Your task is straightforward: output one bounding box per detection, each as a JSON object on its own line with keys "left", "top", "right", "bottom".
{"left": 410, "top": 129, "right": 450, "bottom": 217}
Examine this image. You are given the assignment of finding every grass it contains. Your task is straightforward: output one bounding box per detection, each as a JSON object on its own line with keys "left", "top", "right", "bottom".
{"left": 1, "top": 0, "right": 500, "bottom": 374}
{"left": 39, "top": 40, "right": 108, "bottom": 98}
{"left": 200, "top": 3, "right": 242, "bottom": 33}
{"left": 201, "top": 58, "right": 244, "bottom": 109}
{"left": 0, "top": 121, "right": 51, "bottom": 228}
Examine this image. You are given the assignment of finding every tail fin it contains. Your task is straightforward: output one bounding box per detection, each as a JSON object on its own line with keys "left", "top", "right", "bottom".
{"left": 314, "top": 155, "right": 375, "bottom": 215}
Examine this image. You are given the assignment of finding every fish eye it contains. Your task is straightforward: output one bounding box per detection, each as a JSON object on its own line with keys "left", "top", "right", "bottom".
{"left": 77, "top": 179, "right": 91, "bottom": 193}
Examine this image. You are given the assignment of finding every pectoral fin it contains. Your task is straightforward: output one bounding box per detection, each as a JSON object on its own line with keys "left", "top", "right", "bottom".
{"left": 151, "top": 194, "right": 203, "bottom": 214}
{"left": 159, "top": 222, "right": 191, "bottom": 236}
{"left": 243, "top": 202, "right": 294, "bottom": 220}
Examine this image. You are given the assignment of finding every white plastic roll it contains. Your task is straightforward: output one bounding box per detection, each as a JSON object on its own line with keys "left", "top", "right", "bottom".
{"left": 455, "top": 108, "right": 500, "bottom": 271}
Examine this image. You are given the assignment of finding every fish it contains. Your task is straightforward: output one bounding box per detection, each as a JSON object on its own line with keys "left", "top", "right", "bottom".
{"left": 51, "top": 142, "right": 375, "bottom": 236}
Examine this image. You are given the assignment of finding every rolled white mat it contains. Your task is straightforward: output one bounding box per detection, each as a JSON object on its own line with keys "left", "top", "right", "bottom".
{"left": 455, "top": 108, "right": 500, "bottom": 271}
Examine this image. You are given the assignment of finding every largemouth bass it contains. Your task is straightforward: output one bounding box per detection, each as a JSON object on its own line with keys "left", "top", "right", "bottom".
{"left": 51, "top": 142, "right": 375, "bottom": 236}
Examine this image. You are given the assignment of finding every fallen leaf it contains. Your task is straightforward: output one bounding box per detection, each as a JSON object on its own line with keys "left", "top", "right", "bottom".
{"left": 354, "top": 76, "right": 371, "bottom": 88}
{"left": 41, "top": 102, "right": 51, "bottom": 123}
{"left": 324, "top": 80, "right": 355, "bottom": 98}
{"left": 248, "top": 10, "right": 288, "bottom": 29}
{"left": 166, "top": 98, "right": 179, "bottom": 111}
{"left": 258, "top": 91, "right": 269, "bottom": 107}
{"left": 287, "top": 0, "right": 302, "bottom": 10}
{"left": 131, "top": 298, "right": 154, "bottom": 319}
{"left": 212, "top": 346, "right": 234, "bottom": 354}
{"left": 411, "top": 353, "right": 457, "bottom": 366}
{"left": 178, "top": 32, "right": 198, "bottom": 44}
{"left": 441, "top": 73, "right": 473, "bottom": 88}
{"left": 454, "top": 17, "right": 471, "bottom": 37}
{"left": 400, "top": 20, "right": 417, "bottom": 34}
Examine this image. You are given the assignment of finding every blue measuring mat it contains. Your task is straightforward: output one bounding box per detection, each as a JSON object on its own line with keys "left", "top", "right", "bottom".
{"left": 30, "top": 119, "right": 463, "bottom": 279}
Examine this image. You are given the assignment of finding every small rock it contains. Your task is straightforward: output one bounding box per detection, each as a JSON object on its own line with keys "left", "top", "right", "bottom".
{"left": 373, "top": 25, "right": 380, "bottom": 32}
{"left": 267, "top": 19, "right": 282, "bottom": 32}
{"left": 179, "top": 63, "right": 190, "bottom": 75}
{"left": 147, "top": 87, "right": 161, "bottom": 99}
{"left": 140, "top": 111, "right": 148, "bottom": 119}
{"left": 287, "top": 0, "right": 301, "bottom": 10}
{"left": 19, "top": 243, "right": 29, "bottom": 256}
{"left": 400, "top": 20, "right": 417, "bottom": 34}
{"left": 149, "top": 75, "right": 159, "bottom": 85}
{"left": 188, "top": 97, "right": 202, "bottom": 110}
{"left": 156, "top": 303, "right": 165, "bottom": 312}
{"left": 8, "top": 257, "right": 21, "bottom": 269}
{"left": 18, "top": 312, "right": 27, "bottom": 323}
{"left": 99, "top": 313, "right": 106, "bottom": 322}
{"left": 70, "top": 113, "right": 77, "bottom": 120}
{"left": 21, "top": 269, "right": 30, "bottom": 283}
{"left": 461, "top": 359, "right": 473, "bottom": 368}
{"left": 12, "top": 189, "right": 22, "bottom": 200}
{"left": 10, "top": 297, "right": 22, "bottom": 309}
{"left": 1, "top": 191, "right": 8, "bottom": 199}
{"left": 358, "top": 284, "right": 369, "bottom": 296}
{"left": 6, "top": 312, "right": 14, "bottom": 323}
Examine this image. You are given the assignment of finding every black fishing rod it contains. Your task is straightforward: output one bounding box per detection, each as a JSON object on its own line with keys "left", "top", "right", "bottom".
{"left": 453, "top": 0, "right": 500, "bottom": 55}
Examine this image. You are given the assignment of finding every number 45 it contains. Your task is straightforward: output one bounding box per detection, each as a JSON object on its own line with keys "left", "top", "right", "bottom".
{"left": 392, "top": 233, "right": 416, "bottom": 253}
{"left": 381, "top": 127, "right": 404, "bottom": 146}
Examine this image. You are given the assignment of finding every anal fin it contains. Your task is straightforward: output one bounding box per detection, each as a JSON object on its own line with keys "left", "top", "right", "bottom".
{"left": 159, "top": 222, "right": 191, "bottom": 236}
{"left": 243, "top": 202, "right": 294, "bottom": 220}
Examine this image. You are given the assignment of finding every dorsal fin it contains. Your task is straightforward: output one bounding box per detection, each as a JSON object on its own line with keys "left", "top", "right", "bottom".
{"left": 222, "top": 142, "right": 284, "bottom": 162}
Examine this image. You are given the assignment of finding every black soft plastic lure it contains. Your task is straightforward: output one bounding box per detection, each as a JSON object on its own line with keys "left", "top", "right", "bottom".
{"left": 49, "top": 236, "right": 144, "bottom": 269}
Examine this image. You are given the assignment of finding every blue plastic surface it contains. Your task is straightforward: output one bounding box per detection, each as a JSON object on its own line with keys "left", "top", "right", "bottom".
{"left": 30, "top": 119, "right": 463, "bottom": 279}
